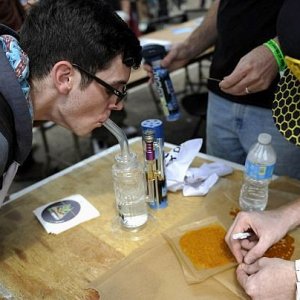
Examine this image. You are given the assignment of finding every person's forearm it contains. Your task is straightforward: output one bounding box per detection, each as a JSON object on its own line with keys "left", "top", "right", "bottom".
{"left": 183, "top": 0, "right": 219, "bottom": 58}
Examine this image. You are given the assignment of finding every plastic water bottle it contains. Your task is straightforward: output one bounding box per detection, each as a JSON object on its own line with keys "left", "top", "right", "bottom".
{"left": 142, "top": 44, "right": 180, "bottom": 121}
{"left": 112, "top": 152, "right": 148, "bottom": 230}
{"left": 239, "top": 133, "right": 277, "bottom": 211}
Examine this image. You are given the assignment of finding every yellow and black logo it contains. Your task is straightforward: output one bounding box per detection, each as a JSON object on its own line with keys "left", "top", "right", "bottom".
{"left": 273, "top": 68, "right": 300, "bottom": 146}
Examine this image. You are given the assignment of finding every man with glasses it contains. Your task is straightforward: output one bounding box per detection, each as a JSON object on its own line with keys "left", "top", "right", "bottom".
{"left": 225, "top": 2, "right": 300, "bottom": 299}
{"left": 0, "top": 0, "right": 141, "bottom": 205}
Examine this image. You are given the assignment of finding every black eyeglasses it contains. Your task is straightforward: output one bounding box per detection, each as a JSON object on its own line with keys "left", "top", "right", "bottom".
{"left": 72, "top": 63, "right": 127, "bottom": 105}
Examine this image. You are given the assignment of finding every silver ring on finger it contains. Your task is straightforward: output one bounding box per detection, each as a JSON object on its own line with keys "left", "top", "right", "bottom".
{"left": 245, "top": 87, "right": 251, "bottom": 94}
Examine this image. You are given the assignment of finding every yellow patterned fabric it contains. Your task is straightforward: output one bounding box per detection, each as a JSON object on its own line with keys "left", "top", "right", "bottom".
{"left": 273, "top": 67, "right": 300, "bottom": 146}
{"left": 286, "top": 56, "right": 300, "bottom": 81}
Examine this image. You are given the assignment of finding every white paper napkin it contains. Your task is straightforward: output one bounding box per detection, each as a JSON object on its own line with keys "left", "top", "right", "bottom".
{"left": 183, "top": 173, "right": 219, "bottom": 196}
{"left": 185, "top": 162, "right": 233, "bottom": 184}
{"left": 165, "top": 138, "right": 203, "bottom": 182}
{"left": 165, "top": 140, "right": 233, "bottom": 197}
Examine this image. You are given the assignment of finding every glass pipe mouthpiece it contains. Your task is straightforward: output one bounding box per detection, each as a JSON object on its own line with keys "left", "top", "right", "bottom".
{"left": 103, "top": 118, "right": 131, "bottom": 160}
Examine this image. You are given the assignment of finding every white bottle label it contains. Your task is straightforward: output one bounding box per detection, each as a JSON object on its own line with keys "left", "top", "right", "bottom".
{"left": 245, "top": 160, "right": 275, "bottom": 180}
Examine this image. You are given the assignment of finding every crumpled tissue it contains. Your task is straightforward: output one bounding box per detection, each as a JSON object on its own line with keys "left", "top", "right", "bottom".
{"left": 165, "top": 139, "right": 233, "bottom": 196}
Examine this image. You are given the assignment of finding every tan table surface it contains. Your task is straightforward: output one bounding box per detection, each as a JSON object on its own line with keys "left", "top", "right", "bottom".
{"left": 1, "top": 137, "right": 299, "bottom": 299}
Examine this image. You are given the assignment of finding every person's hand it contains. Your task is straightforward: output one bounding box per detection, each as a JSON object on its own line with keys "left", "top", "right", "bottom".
{"left": 219, "top": 44, "right": 278, "bottom": 95}
{"left": 237, "top": 258, "right": 296, "bottom": 300}
{"left": 225, "top": 209, "right": 290, "bottom": 264}
{"left": 142, "top": 42, "right": 190, "bottom": 82}
{"left": 160, "top": 43, "right": 191, "bottom": 70}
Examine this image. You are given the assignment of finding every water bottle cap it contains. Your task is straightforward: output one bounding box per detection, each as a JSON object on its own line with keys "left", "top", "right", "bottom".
{"left": 258, "top": 133, "right": 272, "bottom": 144}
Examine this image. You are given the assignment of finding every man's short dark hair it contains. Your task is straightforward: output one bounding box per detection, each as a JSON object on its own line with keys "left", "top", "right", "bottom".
{"left": 20, "top": 0, "right": 142, "bottom": 85}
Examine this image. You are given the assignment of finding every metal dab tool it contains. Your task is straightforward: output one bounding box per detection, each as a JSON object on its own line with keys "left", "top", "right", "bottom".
{"left": 206, "top": 77, "right": 222, "bottom": 82}
{"left": 232, "top": 232, "right": 252, "bottom": 240}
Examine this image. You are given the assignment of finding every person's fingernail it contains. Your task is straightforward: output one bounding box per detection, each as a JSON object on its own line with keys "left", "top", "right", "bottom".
{"left": 237, "top": 263, "right": 244, "bottom": 271}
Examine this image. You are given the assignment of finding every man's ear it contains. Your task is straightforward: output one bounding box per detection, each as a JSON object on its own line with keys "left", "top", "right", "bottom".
{"left": 51, "top": 61, "right": 75, "bottom": 94}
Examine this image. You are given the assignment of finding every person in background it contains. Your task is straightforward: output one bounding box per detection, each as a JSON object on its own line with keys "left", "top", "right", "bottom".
{"left": 91, "top": 0, "right": 139, "bottom": 153}
{"left": 144, "top": 0, "right": 300, "bottom": 180}
{"left": 225, "top": 1, "right": 300, "bottom": 298}
{"left": 0, "top": 0, "right": 141, "bottom": 204}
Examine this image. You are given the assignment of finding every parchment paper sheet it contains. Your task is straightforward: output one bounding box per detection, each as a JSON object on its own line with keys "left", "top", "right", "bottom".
{"left": 92, "top": 177, "right": 300, "bottom": 300}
